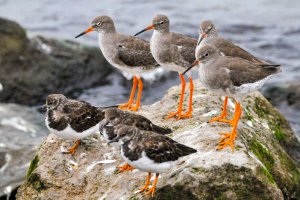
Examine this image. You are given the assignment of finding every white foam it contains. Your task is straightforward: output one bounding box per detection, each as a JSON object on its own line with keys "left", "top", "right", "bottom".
{"left": 0, "top": 117, "right": 36, "bottom": 133}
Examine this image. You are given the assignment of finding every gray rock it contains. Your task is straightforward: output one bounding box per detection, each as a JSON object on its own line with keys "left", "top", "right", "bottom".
{"left": 0, "top": 17, "right": 114, "bottom": 106}
{"left": 0, "top": 103, "right": 48, "bottom": 198}
{"left": 16, "top": 82, "right": 300, "bottom": 199}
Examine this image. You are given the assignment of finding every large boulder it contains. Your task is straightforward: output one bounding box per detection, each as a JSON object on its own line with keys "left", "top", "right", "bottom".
{"left": 0, "top": 103, "right": 48, "bottom": 199}
{"left": 16, "top": 82, "right": 300, "bottom": 199}
{"left": 0, "top": 17, "right": 114, "bottom": 106}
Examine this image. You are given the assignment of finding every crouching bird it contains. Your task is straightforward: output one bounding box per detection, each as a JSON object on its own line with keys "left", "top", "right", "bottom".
{"left": 99, "top": 107, "right": 172, "bottom": 172}
{"left": 43, "top": 94, "right": 107, "bottom": 154}
{"left": 109, "top": 125, "right": 197, "bottom": 197}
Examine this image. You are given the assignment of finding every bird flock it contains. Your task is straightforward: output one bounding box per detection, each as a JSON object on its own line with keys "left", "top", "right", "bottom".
{"left": 42, "top": 14, "right": 281, "bottom": 197}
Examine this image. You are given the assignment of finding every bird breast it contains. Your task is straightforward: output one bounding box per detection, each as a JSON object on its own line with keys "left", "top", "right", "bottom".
{"left": 150, "top": 31, "right": 165, "bottom": 64}
{"left": 98, "top": 33, "right": 118, "bottom": 64}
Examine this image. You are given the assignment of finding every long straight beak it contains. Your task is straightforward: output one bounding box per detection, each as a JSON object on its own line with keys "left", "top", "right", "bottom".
{"left": 197, "top": 33, "right": 206, "bottom": 46}
{"left": 182, "top": 60, "right": 200, "bottom": 75}
{"left": 134, "top": 24, "right": 155, "bottom": 36}
{"left": 75, "top": 26, "right": 94, "bottom": 38}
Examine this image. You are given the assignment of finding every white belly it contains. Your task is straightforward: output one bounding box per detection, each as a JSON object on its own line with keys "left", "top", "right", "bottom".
{"left": 45, "top": 117, "right": 99, "bottom": 140}
{"left": 121, "top": 150, "right": 176, "bottom": 173}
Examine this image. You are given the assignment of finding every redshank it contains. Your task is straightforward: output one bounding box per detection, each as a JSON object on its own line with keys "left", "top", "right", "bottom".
{"left": 183, "top": 45, "right": 281, "bottom": 151}
{"left": 135, "top": 14, "right": 197, "bottom": 120}
{"left": 197, "top": 20, "right": 280, "bottom": 124}
{"left": 109, "top": 125, "right": 196, "bottom": 197}
{"left": 75, "top": 16, "right": 159, "bottom": 111}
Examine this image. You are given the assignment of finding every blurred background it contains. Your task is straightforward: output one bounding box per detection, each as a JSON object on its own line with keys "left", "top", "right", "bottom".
{"left": 0, "top": 0, "right": 300, "bottom": 199}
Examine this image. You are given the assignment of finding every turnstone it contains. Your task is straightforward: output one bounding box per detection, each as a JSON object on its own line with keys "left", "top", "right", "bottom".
{"left": 44, "top": 94, "right": 105, "bottom": 154}
{"left": 75, "top": 16, "right": 160, "bottom": 111}
{"left": 196, "top": 20, "right": 280, "bottom": 124}
{"left": 99, "top": 107, "right": 172, "bottom": 172}
{"left": 134, "top": 14, "right": 197, "bottom": 120}
{"left": 109, "top": 125, "right": 196, "bottom": 197}
{"left": 183, "top": 45, "right": 281, "bottom": 151}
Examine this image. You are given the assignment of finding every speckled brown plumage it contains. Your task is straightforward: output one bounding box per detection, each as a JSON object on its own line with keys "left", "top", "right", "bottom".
{"left": 118, "top": 35, "right": 159, "bottom": 69}
{"left": 99, "top": 108, "right": 172, "bottom": 142}
{"left": 46, "top": 94, "right": 104, "bottom": 133}
{"left": 116, "top": 126, "right": 196, "bottom": 163}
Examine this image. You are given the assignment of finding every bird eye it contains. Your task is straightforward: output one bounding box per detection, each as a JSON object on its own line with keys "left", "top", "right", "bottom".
{"left": 97, "top": 22, "right": 102, "bottom": 26}
{"left": 160, "top": 21, "right": 164, "bottom": 25}
{"left": 204, "top": 52, "right": 209, "bottom": 57}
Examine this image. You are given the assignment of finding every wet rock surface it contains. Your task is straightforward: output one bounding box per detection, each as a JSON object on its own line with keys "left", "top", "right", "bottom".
{"left": 0, "top": 17, "right": 114, "bottom": 106}
{"left": 0, "top": 103, "right": 48, "bottom": 199}
{"left": 16, "top": 83, "right": 300, "bottom": 200}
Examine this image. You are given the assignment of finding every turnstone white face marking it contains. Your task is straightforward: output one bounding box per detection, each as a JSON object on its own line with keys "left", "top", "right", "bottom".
{"left": 44, "top": 94, "right": 105, "bottom": 154}
{"left": 111, "top": 125, "right": 196, "bottom": 196}
{"left": 134, "top": 14, "right": 198, "bottom": 120}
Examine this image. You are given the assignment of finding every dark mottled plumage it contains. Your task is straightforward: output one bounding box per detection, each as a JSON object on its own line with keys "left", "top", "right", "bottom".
{"left": 45, "top": 94, "right": 104, "bottom": 135}
{"left": 118, "top": 36, "right": 159, "bottom": 69}
{"left": 99, "top": 108, "right": 172, "bottom": 142}
{"left": 115, "top": 126, "right": 196, "bottom": 164}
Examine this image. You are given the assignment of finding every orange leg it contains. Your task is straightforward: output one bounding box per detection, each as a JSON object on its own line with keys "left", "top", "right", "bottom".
{"left": 209, "top": 96, "right": 229, "bottom": 123}
{"left": 181, "top": 77, "right": 194, "bottom": 118}
{"left": 130, "top": 77, "right": 143, "bottom": 111}
{"left": 145, "top": 173, "right": 159, "bottom": 197}
{"left": 139, "top": 172, "right": 151, "bottom": 192}
{"left": 63, "top": 140, "right": 80, "bottom": 155}
{"left": 116, "top": 163, "right": 134, "bottom": 173}
{"left": 217, "top": 101, "right": 242, "bottom": 152}
{"left": 165, "top": 73, "right": 186, "bottom": 120}
{"left": 118, "top": 76, "right": 137, "bottom": 110}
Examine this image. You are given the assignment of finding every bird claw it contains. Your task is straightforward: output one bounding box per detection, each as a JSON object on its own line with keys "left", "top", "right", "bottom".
{"left": 217, "top": 132, "right": 235, "bottom": 152}
{"left": 116, "top": 163, "right": 134, "bottom": 173}
{"left": 165, "top": 110, "right": 191, "bottom": 120}
{"left": 144, "top": 185, "right": 156, "bottom": 197}
{"left": 118, "top": 101, "right": 135, "bottom": 110}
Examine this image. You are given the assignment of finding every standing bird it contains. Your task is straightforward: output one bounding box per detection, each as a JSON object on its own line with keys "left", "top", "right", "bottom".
{"left": 183, "top": 45, "right": 281, "bottom": 151}
{"left": 109, "top": 125, "right": 196, "bottom": 197}
{"left": 75, "top": 16, "right": 160, "bottom": 111}
{"left": 134, "top": 14, "right": 197, "bottom": 120}
{"left": 99, "top": 107, "right": 172, "bottom": 172}
{"left": 197, "top": 20, "right": 279, "bottom": 124}
{"left": 44, "top": 94, "right": 105, "bottom": 154}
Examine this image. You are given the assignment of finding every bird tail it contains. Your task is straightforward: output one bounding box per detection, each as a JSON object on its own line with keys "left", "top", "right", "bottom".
{"left": 99, "top": 105, "right": 119, "bottom": 109}
{"left": 261, "top": 64, "right": 282, "bottom": 74}
{"left": 177, "top": 143, "right": 197, "bottom": 156}
{"left": 261, "top": 64, "right": 281, "bottom": 69}
{"left": 151, "top": 124, "right": 172, "bottom": 135}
